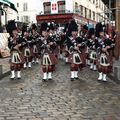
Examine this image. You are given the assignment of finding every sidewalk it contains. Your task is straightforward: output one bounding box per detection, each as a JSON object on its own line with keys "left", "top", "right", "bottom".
{"left": 0, "top": 57, "right": 10, "bottom": 79}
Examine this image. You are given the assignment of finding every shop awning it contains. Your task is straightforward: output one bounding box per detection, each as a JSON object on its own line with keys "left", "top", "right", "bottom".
{"left": 0, "top": 0, "right": 18, "bottom": 12}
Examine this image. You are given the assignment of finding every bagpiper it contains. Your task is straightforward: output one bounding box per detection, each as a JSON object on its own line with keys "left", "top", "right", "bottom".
{"left": 87, "top": 28, "right": 97, "bottom": 71}
{"left": 63, "top": 22, "right": 70, "bottom": 63}
{"left": 7, "top": 20, "right": 24, "bottom": 79}
{"left": 96, "top": 22, "right": 114, "bottom": 82}
{"left": 21, "top": 24, "right": 32, "bottom": 68}
{"left": 30, "top": 24, "right": 40, "bottom": 64}
{"left": 65, "top": 20, "right": 85, "bottom": 81}
{"left": 39, "top": 22, "right": 57, "bottom": 81}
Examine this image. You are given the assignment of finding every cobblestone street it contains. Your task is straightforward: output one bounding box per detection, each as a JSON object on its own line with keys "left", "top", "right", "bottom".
{"left": 0, "top": 60, "right": 120, "bottom": 120}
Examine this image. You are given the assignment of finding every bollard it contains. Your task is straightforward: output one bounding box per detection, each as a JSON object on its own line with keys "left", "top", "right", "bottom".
{"left": 114, "top": 66, "right": 120, "bottom": 80}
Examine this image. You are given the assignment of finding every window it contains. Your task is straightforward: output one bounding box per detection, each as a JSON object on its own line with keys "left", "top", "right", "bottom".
{"left": 96, "top": 0, "right": 98, "bottom": 8}
{"left": 23, "top": 3, "right": 28, "bottom": 11}
{"left": 93, "top": 12, "right": 95, "bottom": 20}
{"left": 99, "top": 0, "right": 101, "bottom": 8}
{"left": 80, "top": 5, "right": 83, "bottom": 16}
{"left": 58, "top": 1, "right": 65, "bottom": 13}
{"left": 85, "top": 7, "right": 87, "bottom": 18}
{"left": 43, "top": 2, "right": 51, "bottom": 14}
{"left": 17, "top": 16, "right": 19, "bottom": 20}
{"left": 75, "top": 2, "right": 79, "bottom": 13}
{"left": 17, "top": 3, "right": 19, "bottom": 7}
{"left": 22, "top": 16, "right": 30, "bottom": 23}
{"left": 89, "top": 10, "right": 91, "bottom": 19}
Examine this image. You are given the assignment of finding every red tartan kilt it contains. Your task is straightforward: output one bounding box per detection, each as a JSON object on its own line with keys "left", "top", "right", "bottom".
{"left": 68, "top": 53, "right": 84, "bottom": 65}
{"left": 96, "top": 54, "right": 113, "bottom": 73}
{"left": 49, "top": 54, "right": 57, "bottom": 65}
{"left": 29, "top": 48, "right": 34, "bottom": 57}
{"left": 22, "top": 48, "right": 32, "bottom": 57}
{"left": 86, "top": 53, "right": 90, "bottom": 59}
{"left": 80, "top": 52, "right": 86, "bottom": 66}
{"left": 97, "top": 64, "right": 112, "bottom": 74}
{"left": 20, "top": 53, "right": 25, "bottom": 64}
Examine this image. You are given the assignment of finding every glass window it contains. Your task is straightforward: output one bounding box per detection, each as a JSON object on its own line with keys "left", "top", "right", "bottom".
{"left": 96, "top": 0, "right": 98, "bottom": 8}
{"left": 17, "top": 3, "right": 19, "bottom": 7}
{"left": 75, "top": 2, "right": 79, "bottom": 13}
{"left": 43, "top": 2, "right": 51, "bottom": 14}
{"left": 17, "top": 16, "right": 19, "bottom": 20}
{"left": 85, "top": 7, "right": 87, "bottom": 18}
{"left": 89, "top": 10, "right": 91, "bottom": 19}
{"left": 93, "top": 12, "right": 95, "bottom": 20}
{"left": 58, "top": 1, "right": 65, "bottom": 13}
{"left": 23, "top": 3, "right": 28, "bottom": 11}
{"left": 80, "top": 5, "right": 83, "bottom": 16}
{"left": 22, "top": 16, "right": 30, "bottom": 23}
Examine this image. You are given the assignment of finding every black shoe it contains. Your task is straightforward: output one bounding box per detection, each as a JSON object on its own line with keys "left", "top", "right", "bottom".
{"left": 10, "top": 78, "right": 15, "bottom": 80}
{"left": 17, "top": 77, "right": 21, "bottom": 79}
{"left": 75, "top": 77, "right": 79, "bottom": 80}
{"left": 71, "top": 78, "right": 74, "bottom": 81}
{"left": 42, "top": 79, "right": 47, "bottom": 82}
{"left": 48, "top": 78, "right": 52, "bottom": 81}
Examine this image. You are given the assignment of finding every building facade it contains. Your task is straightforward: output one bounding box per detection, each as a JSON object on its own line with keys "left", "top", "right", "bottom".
{"left": 36, "top": 0, "right": 109, "bottom": 25}
{"left": 7, "top": 0, "right": 41, "bottom": 24}
{"left": 1, "top": 0, "right": 109, "bottom": 25}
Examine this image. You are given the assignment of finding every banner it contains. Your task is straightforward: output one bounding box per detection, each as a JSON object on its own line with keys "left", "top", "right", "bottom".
{"left": 51, "top": 0, "right": 58, "bottom": 14}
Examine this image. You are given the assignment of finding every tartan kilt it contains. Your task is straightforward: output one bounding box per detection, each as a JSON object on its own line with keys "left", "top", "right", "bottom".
{"left": 30, "top": 48, "right": 34, "bottom": 57}
{"left": 23, "top": 47, "right": 32, "bottom": 57}
{"left": 86, "top": 52, "right": 90, "bottom": 59}
{"left": 68, "top": 52, "right": 84, "bottom": 65}
{"left": 19, "top": 52, "right": 25, "bottom": 64}
{"left": 41, "top": 53, "right": 57, "bottom": 65}
{"left": 97, "top": 64, "right": 112, "bottom": 73}
{"left": 10, "top": 51, "right": 25, "bottom": 64}
{"left": 49, "top": 53, "right": 57, "bottom": 65}
{"left": 96, "top": 54, "right": 113, "bottom": 73}
{"left": 90, "top": 51, "right": 96, "bottom": 59}
{"left": 31, "top": 45, "right": 39, "bottom": 57}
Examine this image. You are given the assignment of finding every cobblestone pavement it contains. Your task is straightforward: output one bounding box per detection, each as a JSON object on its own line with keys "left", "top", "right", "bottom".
{"left": 0, "top": 57, "right": 10, "bottom": 74}
{"left": 0, "top": 60, "right": 120, "bottom": 120}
